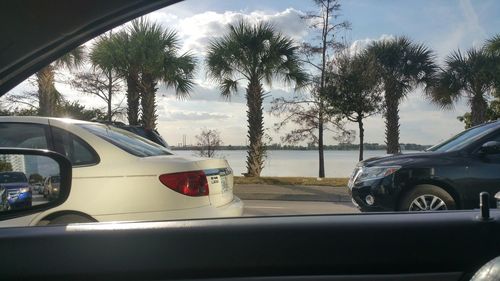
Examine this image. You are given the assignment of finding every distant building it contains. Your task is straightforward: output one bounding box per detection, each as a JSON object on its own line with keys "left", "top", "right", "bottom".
{"left": 0, "top": 154, "right": 26, "bottom": 173}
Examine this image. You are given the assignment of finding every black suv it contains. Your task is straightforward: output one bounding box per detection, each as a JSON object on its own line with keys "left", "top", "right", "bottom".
{"left": 349, "top": 120, "right": 500, "bottom": 212}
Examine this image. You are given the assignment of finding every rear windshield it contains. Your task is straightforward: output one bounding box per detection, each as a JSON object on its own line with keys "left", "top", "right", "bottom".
{"left": 0, "top": 172, "right": 27, "bottom": 184}
{"left": 119, "top": 127, "right": 169, "bottom": 148}
{"left": 427, "top": 122, "right": 499, "bottom": 152}
{"left": 78, "top": 124, "right": 172, "bottom": 157}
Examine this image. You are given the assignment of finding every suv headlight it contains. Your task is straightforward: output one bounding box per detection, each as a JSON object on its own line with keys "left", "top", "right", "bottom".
{"left": 354, "top": 166, "right": 401, "bottom": 183}
{"left": 19, "top": 187, "right": 30, "bottom": 193}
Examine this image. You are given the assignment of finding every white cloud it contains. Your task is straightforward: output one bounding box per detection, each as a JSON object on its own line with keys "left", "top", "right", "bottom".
{"left": 149, "top": 8, "right": 308, "bottom": 55}
{"left": 348, "top": 34, "right": 395, "bottom": 55}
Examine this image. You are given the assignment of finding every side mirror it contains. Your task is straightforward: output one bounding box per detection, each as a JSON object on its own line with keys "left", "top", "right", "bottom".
{"left": 0, "top": 148, "right": 71, "bottom": 221}
{"left": 479, "top": 141, "right": 500, "bottom": 155}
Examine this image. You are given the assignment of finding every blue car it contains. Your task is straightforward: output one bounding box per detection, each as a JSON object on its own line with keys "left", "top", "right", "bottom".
{"left": 0, "top": 172, "right": 32, "bottom": 210}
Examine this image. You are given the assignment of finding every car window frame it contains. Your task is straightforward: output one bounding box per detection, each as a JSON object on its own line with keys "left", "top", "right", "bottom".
{"left": 49, "top": 125, "right": 101, "bottom": 168}
{"left": 0, "top": 122, "right": 53, "bottom": 150}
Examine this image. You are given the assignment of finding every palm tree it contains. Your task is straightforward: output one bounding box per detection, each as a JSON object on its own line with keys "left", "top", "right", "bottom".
{"left": 91, "top": 19, "right": 196, "bottom": 129}
{"left": 428, "top": 48, "right": 497, "bottom": 127}
{"left": 365, "top": 37, "right": 437, "bottom": 154}
{"left": 37, "top": 47, "right": 84, "bottom": 116}
{"left": 485, "top": 34, "right": 500, "bottom": 55}
{"left": 206, "top": 21, "right": 308, "bottom": 177}
{"left": 485, "top": 34, "right": 500, "bottom": 94}
{"left": 129, "top": 19, "right": 196, "bottom": 130}
{"left": 91, "top": 30, "right": 141, "bottom": 125}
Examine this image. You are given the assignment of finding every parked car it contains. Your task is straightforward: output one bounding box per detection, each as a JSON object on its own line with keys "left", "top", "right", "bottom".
{"left": 0, "top": 171, "right": 32, "bottom": 209}
{"left": 0, "top": 185, "right": 8, "bottom": 211}
{"left": 0, "top": 117, "right": 243, "bottom": 225}
{"left": 43, "top": 175, "right": 60, "bottom": 201}
{"left": 349, "top": 120, "right": 500, "bottom": 212}
{"left": 37, "top": 182, "right": 45, "bottom": 195}
{"left": 42, "top": 177, "right": 49, "bottom": 198}
{"left": 32, "top": 183, "right": 44, "bottom": 194}
{"left": 116, "top": 125, "right": 169, "bottom": 148}
{"left": 95, "top": 121, "right": 169, "bottom": 148}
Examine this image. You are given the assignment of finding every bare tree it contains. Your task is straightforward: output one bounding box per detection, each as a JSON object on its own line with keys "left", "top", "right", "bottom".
{"left": 271, "top": 92, "right": 346, "bottom": 147}
{"left": 196, "top": 129, "right": 224, "bottom": 158}
{"left": 270, "top": 0, "right": 350, "bottom": 178}
{"left": 71, "top": 69, "right": 123, "bottom": 122}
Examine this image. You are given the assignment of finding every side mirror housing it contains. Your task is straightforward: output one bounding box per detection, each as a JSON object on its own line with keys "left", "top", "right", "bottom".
{"left": 479, "top": 141, "right": 500, "bottom": 155}
{"left": 0, "top": 148, "right": 71, "bottom": 221}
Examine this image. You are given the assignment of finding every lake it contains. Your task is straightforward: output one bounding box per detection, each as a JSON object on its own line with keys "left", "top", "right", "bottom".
{"left": 173, "top": 150, "right": 420, "bottom": 178}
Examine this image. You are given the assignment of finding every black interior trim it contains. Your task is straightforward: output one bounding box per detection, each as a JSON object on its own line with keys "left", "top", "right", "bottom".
{"left": 0, "top": 211, "right": 498, "bottom": 280}
{"left": 169, "top": 273, "right": 464, "bottom": 281}
{"left": 0, "top": 0, "right": 182, "bottom": 95}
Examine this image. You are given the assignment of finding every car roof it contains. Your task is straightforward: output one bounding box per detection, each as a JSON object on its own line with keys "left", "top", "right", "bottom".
{"left": 0, "top": 0, "right": 180, "bottom": 96}
{"left": 0, "top": 116, "right": 94, "bottom": 125}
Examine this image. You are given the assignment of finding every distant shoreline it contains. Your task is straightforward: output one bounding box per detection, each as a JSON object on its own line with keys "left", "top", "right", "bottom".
{"left": 171, "top": 144, "right": 431, "bottom": 152}
{"left": 170, "top": 147, "right": 418, "bottom": 151}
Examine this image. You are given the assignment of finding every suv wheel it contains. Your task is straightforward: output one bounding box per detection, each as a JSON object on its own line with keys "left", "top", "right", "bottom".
{"left": 399, "top": 185, "right": 456, "bottom": 211}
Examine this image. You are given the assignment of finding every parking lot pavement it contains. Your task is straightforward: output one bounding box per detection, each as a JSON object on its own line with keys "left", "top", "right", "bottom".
{"left": 243, "top": 200, "right": 359, "bottom": 216}
{"left": 235, "top": 184, "right": 351, "bottom": 202}
{"left": 32, "top": 194, "right": 49, "bottom": 206}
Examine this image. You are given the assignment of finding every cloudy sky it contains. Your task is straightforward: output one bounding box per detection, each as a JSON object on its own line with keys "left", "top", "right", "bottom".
{"left": 5, "top": 0, "right": 500, "bottom": 147}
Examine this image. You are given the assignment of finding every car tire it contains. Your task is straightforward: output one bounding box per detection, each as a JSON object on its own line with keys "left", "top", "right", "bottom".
{"left": 47, "top": 214, "right": 96, "bottom": 225}
{"left": 398, "top": 185, "right": 456, "bottom": 211}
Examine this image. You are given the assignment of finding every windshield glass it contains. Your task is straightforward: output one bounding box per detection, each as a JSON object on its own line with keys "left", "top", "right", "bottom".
{"left": 2, "top": 0, "right": 500, "bottom": 225}
{"left": 427, "top": 123, "right": 499, "bottom": 152}
{"left": 79, "top": 124, "right": 172, "bottom": 157}
{"left": 0, "top": 172, "right": 27, "bottom": 184}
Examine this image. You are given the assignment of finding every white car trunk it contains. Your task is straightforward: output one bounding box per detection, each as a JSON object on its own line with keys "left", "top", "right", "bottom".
{"left": 140, "top": 155, "right": 234, "bottom": 207}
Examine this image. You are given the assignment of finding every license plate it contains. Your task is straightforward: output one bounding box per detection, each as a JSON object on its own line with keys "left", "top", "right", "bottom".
{"left": 220, "top": 176, "right": 229, "bottom": 194}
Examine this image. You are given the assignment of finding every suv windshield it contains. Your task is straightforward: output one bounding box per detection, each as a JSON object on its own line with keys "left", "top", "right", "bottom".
{"left": 427, "top": 122, "right": 500, "bottom": 152}
{"left": 78, "top": 124, "right": 172, "bottom": 157}
{"left": 0, "top": 172, "right": 27, "bottom": 184}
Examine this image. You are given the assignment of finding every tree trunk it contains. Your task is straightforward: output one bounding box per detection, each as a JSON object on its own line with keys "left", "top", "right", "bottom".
{"left": 126, "top": 72, "right": 140, "bottom": 125}
{"left": 107, "top": 70, "right": 113, "bottom": 122}
{"left": 245, "top": 78, "right": 265, "bottom": 177}
{"left": 470, "top": 93, "right": 488, "bottom": 126}
{"left": 36, "top": 65, "right": 57, "bottom": 116}
{"left": 140, "top": 74, "right": 158, "bottom": 130}
{"left": 358, "top": 115, "right": 364, "bottom": 161}
{"left": 318, "top": 103, "right": 325, "bottom": 178}
{"left": 384, "top": 83, "right": 401, "bottom": 154}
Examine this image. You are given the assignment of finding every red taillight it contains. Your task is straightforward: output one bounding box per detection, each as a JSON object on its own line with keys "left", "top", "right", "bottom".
{"left": 159, "top": 171, "right": 209, "bottom": 197}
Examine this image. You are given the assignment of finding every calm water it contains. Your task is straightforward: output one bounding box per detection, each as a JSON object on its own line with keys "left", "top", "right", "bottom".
{"left": 173, "top": 150, "right": 420, "bottom": 178}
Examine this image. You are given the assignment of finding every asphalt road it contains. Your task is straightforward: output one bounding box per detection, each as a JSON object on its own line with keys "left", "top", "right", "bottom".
{"left": 32, "top": 193, "right": 49, "bottom": 206}
{"left": 243, "top": 200, "right": 359, "bottom": 216}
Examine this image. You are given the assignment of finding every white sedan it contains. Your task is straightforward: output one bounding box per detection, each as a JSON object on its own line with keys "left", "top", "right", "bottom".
{"left": 0, "top": 116, "right": 243, "bottom": 226}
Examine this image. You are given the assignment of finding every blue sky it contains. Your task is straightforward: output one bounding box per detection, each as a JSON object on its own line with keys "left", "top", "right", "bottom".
{"left": 4, "top": 0, "right": 500, "bottom": 147}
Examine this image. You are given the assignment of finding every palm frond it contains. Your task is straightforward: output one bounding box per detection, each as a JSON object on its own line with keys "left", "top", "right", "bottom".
{"left": 162, "top": 52, "right": 197, "bottom": 98}
{"left": 365, "top": 35, "right": 437, "bottom": 100}
{"left": 54, "top": 45, "right": 85, "bottom": 70}
{"left": 485, "top": 34, "right": 500, "bottom": 55}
